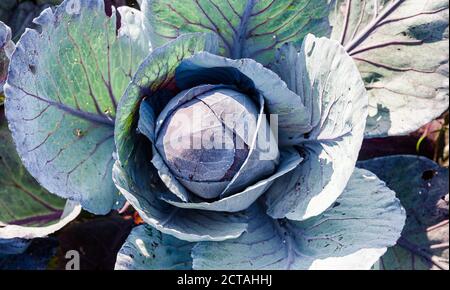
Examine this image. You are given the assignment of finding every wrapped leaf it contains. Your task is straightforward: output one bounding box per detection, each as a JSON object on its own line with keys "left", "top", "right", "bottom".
{"left": 266, "top": 34, "right": 367, "bottom": 220}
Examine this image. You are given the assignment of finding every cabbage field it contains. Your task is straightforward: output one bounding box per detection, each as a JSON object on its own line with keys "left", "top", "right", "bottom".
{"left": 0, "top": 0, "right": 448, "bottom": 271}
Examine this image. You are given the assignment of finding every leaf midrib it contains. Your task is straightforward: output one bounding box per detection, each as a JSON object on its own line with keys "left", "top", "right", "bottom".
{"left": 12, "top": 85, "right": 115, "bottom": 127}
{"left": 344, "top": 0, "right": 405, "bottom": 53}
{"left": 230, "top": 0, "right": 256, "bottom": 59}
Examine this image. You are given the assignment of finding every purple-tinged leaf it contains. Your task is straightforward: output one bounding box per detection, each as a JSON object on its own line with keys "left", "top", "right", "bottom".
{"left": 330, "top": 0, "right": 449, "bottom": 137}
{"left": 115, "top": 224, "right": 193, "bottom": 270}
{"left": 358, "top": 155, "right": 449, "bottom": 270}
{"left": 0, "top": 109, "right": 81, "bottom": 240}
{"left": 192, "top": 168, "right": 405, "bottom": 270}
{"left": 142, "top": 0, "right": 331, "bottom": 65}
{"left": 162, "top": 149, "right": 301, "bottom": 213}
{"left": 4, "top": 0, "right": 151, "bottom": 214}
{"left": 114, "top": 33, "right": 249, "bottom": 242}
{"left": 266, "top": 35, "right": 367, "bottom": 221}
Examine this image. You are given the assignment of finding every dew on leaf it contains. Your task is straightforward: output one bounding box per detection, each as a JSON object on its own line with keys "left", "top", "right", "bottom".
{"left": 73, "top": 128, "right": 85, "bottom": 138}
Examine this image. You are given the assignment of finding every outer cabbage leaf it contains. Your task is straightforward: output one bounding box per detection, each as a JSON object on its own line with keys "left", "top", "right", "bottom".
{"left": 330, "top": 0, "right": 449, "bottom": 137}
{"left": 4, "top": 0, "right": 151, "bottom": 214}
{"left": 115, "top": 224, "right": 193, "bottom": 270}
{"left": 358, "top": 155, "right": 449, "bottom": 270}
{"left": 0, "top": 110, "right": 81, "bottom": 240}
{"left": 142, "top": 0, "right": 331, "bottom": 65}
{"left": 1, "top": 21, "right": 14, "bottom": 102}
{"left": 113, "top": 162, "right": 247, "bottom": 242}
{"left": 265, "top": 34, "right": 367, "bottom": 220}
{"left": 192, "top": 168, "right": 405, "bottom": 270}
{"left": 0, "top": 200, "right": 80, "bottom": 240}
{"left": 114, "top": 33, "right": 248, "bottom": 242}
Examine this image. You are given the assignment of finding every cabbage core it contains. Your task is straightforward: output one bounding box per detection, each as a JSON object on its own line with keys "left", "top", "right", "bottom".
{"left": 155, "top": 88, "right": 263, "bottom": 199}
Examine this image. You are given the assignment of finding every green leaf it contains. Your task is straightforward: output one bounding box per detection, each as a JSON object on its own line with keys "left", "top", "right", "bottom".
{"left": 115, "top": 225, "right": 193, "bottom": 270}
{"left": 330, "top": 0, "right": 449, "bottom": 137}
{"left": 4, "top": 0, "right": 152, "bottom": 214}
{"left": 192, "top": 168, "right": 405, "bottom": 270}
{"left": 142, "top": 0, "right": 331, "bottom": 65}
{"left": 358, "top": 155, "right": 449, "bottom": 270}
{"left": 0, "top": 109, "right": 81, "bottom": 240}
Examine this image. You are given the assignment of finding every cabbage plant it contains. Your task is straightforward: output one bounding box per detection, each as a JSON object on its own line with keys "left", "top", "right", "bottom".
{"left": 111, "top": 31, "right": 407, "bottom": 270}
{"left": 2, "top": 0, "right": 449, "bottom": 269}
